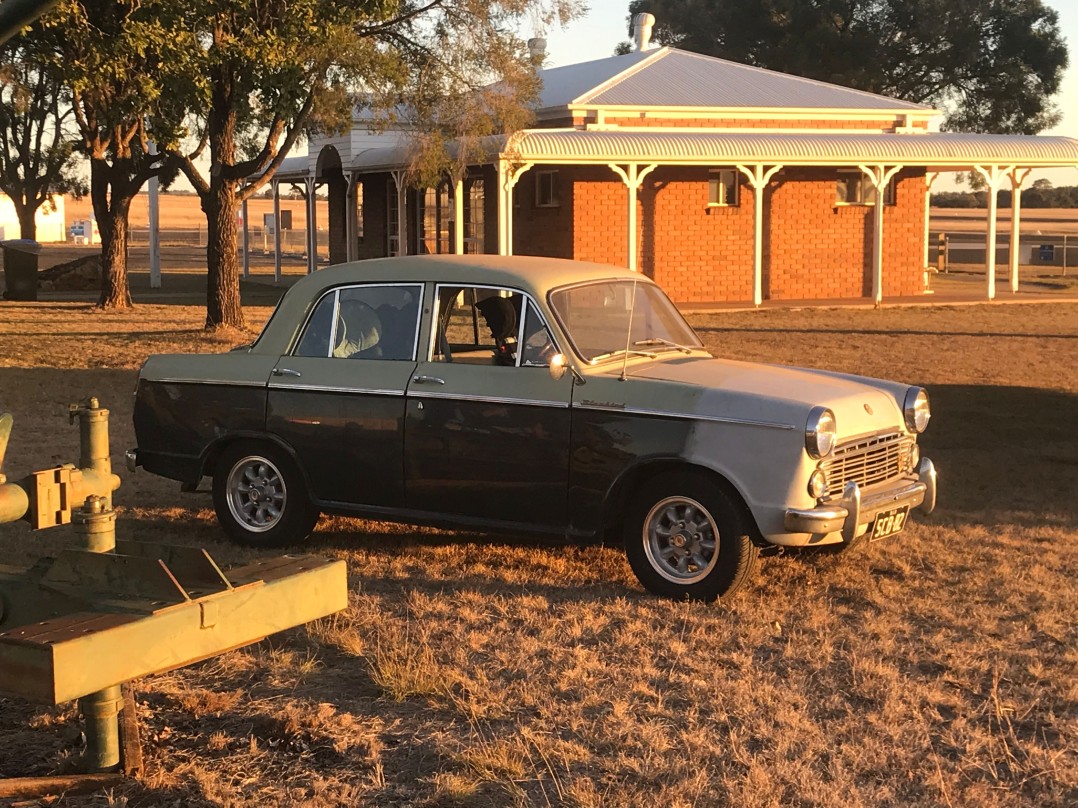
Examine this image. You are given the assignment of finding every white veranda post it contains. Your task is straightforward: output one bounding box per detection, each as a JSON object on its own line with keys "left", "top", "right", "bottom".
{"left": 390, "top": 170, "right": 408, "bottom": 257}
{"left": 924, "top": 172, "right": 940, "bottom": 271}
{"left": 973, "top": 165, "right": 1014, "bottom": 301}
{"left": 736, "top": 164, "right": 783, "bottom": 306}
{"left": 858, "top": 164, "right": 902, "bottom": 306}
{"left": 453, "top": 176, "right": 464, "bottom": 255}
{"left": 241, "top": 190, "right": 250, "bottom": 279}
{"left": 345, "top": 172, "right": 358, "bottom": 263}
{"left": 608, "top": 163, "right": 657, "bottom": 272}
{"left": 1008, "top": 168, "right": 1031, "bottom": 293}
{"left": 495, "top": 160, "right": 533, "bottom": 256}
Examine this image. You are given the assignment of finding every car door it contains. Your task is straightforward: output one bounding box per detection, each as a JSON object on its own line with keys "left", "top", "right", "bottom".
{"left": 403, "top": 285, "right": 574, "bottom": 528}
{"left": 267, "top": 283, "right": 422, "bottom": 508}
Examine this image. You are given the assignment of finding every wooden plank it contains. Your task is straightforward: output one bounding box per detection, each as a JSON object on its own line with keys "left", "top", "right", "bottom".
{"left": 120, "top": 684, "right": 143, "bottom": 777}
{"left": 0, "top": 773, "right": 123, "bottom": 800}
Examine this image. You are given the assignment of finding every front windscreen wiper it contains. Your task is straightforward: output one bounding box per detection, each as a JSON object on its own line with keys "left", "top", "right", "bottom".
{"left": 589, "top": 348, "right": 658, "bottom": 363}
{"left": 633, "top": 337, "right": 694, "bottom": 354}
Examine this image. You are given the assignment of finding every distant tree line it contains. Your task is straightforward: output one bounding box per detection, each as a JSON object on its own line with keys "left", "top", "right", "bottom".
{"left": 932, "top": 182, "right": 1078, "bottom": 209}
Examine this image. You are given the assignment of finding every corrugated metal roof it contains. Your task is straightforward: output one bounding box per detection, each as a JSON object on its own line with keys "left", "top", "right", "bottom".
{"left": 261, "top": 155, "right": 309, "bottom": 181}
{"left": 536, "top": 47, "right": 933, "bottom": 112}
{"left": 507, "top": 130, "right": 1078, "bottom": 168}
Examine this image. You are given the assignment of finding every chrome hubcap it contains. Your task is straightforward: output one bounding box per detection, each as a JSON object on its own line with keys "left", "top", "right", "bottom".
{"left": 227, "top": 455, "right": 286, "bottom": 533}
{"left": 643, "top": 496, "right": 718, "bottom": 584}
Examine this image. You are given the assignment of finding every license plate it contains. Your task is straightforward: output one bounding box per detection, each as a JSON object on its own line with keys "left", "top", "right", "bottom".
{"left": 870, "top": 505, "right": 910, "bottom": 541}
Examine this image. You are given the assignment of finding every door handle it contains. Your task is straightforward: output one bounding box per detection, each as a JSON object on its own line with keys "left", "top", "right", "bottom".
{"left": 273, "top": 367, "right": 302, "bottom": 377}
{"left": 412, "top": 375, "right": 445, "bottom": 385}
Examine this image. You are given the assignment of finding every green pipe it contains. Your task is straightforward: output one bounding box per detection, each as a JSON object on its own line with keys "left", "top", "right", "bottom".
{"left": 79, "top": 685, "right": 123, "bottom": 772}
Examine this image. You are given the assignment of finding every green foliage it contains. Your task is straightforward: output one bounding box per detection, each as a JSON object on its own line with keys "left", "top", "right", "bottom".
{"left": 931, "top": 185, "right": 1078, "bottom": 208}
{"left": 0, "top": 33, "right": 85, "bottom": 239}
{"left": 628, "top": 0, "right": 1068, "bottom": 134}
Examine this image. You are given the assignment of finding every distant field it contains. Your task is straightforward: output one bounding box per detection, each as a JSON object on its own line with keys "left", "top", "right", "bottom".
{"left": 64, "top": 192, "right": 328, "bottom": 232}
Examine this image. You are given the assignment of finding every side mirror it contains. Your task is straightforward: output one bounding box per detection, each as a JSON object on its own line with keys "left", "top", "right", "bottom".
{"left": 548, "top": 353, "right": 568, "bottom": 381}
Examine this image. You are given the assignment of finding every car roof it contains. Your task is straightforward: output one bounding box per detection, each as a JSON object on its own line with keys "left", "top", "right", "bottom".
{"left": 285, "top": 255, "right": 647, "bottom": 299}
{"left": 255, "top": 255, "right": 652, "bottom": 355}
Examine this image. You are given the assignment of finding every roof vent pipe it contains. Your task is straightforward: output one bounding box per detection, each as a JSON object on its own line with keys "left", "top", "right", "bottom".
{"left": 632, "top": 12, "right": 655, "bottom": 51}
{"left": 528, "top": 37, "right": 547, "bottom": 63}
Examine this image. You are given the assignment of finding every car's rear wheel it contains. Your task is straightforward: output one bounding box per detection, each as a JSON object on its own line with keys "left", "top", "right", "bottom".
{"left": 212, "top": 441, "right": 318, "bottom": 547}
{"left": 624, "top": 473, "right": 758, "bottom": 601}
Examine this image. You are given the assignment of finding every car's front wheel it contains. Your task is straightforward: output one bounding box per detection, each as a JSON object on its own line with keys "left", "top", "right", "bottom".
{"left": 624, "top": 473, "right": 759, "bottom": 601}
{"left": 212, "top": 441, "right": 319, "bottom": 547}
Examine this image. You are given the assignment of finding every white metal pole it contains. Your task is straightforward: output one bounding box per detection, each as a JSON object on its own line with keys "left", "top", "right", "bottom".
{"left": 241, "top": 193, "right": 250, "bottom": 279}
{"left": 627, "top": 165, "right": 638, "bottom": 272}
{"left": 496, "top": 161, "right": 507, "bottom": 256}
{"left": 148, "top": 141, "right": 161, "bottom": 288}
{"left": 272, "top": 180, "right": 282, "bottom": 284}
{"left": 986, "top": 184, "right": 998, "bottom": 301}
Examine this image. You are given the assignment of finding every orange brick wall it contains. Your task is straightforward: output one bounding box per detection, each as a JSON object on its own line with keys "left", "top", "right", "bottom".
{"left": 511, "top": 165, "right": 927, "bottom": 303}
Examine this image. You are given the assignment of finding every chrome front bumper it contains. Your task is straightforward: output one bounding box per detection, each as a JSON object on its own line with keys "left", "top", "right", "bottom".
{"left": 784, "top": 457, "right": 937, "bottom": 543}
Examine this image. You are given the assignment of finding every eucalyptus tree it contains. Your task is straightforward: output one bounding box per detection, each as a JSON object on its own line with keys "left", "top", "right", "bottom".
{"left": 168, "top": 0, "right": 581, "bottom": 330}
{"left": 42, "top": 0, "right": 195, "bottom": 307}
{"left": 626, "top": 0, "right": 1068, "bottom": 134}
{"left": 0, "top": 34, "right": 84, "bottom": 241}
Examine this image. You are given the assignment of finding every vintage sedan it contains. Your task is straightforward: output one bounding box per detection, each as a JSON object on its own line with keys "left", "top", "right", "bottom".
{"left": 130, "top": 255, "right": 937, "bottom": 601}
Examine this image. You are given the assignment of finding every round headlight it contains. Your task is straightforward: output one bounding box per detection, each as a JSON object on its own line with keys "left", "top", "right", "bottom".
{"left": 808, "top": 469, "right": 829, "bottom": 499}
{"left": 805, "top": 407, "right": 837, "bottom": 459}
{"left": 904, "top": 387, "right": 931, "bottom": 433}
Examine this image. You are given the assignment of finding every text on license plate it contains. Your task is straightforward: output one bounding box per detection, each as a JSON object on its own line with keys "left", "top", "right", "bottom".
{"left": 871, "top": 505, "right": 910, "bottom": 541}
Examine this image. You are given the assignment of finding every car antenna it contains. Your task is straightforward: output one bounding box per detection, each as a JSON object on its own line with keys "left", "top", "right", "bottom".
{"left": 619, "top": 278, "right": 638, "bottom": 382}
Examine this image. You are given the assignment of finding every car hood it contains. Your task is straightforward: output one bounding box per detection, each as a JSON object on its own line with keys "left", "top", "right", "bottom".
{"left": 618, "top": 356, "right": 906, "bottom": 435}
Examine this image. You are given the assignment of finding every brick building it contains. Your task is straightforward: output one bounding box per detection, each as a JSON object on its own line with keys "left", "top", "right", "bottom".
{"left": 254, "top": 38, "right": 1078, "bottom": 305}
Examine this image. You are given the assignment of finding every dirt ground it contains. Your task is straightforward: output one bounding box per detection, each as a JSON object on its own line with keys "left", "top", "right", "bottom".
{"left": 0, "top": 295, "right": 1075, "bottom": 807}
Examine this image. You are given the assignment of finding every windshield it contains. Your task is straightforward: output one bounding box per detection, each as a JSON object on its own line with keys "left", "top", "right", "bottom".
{"left": 549, "top": 280, "right": 705, "bottom": 363}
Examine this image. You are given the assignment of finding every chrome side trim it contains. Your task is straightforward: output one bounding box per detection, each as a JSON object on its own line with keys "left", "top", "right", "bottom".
{"left": 407, "top": 391, "right": 570, "bottom": 409}
{"left": 575, "top": 402, "right": 795, "bottom": 430}
{"left": 268, "top": 383, "right": 404, "bottom": 396}
{"left": 154, "top": 378, "right": 267, "bottom": 388}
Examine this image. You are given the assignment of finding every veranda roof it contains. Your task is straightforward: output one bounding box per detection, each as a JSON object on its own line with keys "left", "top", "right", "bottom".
{"left": 332, "top": 130, "right": 1078, "bottom": 174}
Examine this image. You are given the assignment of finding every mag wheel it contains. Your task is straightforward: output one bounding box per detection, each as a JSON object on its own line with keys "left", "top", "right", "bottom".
{"left": 624, "top": 473, "right": 758, "bottom": 601}
{"left": 212, "top": 441, "right": 318, "bottom": 547}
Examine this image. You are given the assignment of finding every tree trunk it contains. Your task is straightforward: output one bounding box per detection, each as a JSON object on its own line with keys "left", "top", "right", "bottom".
{"left": 98, "top": 196, "right": 133, "bottom": 309}
{"left": 90, "top": 160, "right": 134, "bottom": 310}
{"left": 15, "top": 204, "right": 37, "bottom": 241}
{"left": 204, "top": 180, "right": 245, "bottom": 329}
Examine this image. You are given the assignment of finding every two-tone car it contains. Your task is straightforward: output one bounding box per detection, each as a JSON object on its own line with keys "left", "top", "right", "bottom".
{"left": 130, "top": 255, "right": 937, "bottom": 601}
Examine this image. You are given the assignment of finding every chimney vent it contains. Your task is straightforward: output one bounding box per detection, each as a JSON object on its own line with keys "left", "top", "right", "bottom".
{"left": 528, "top": 37, "right": 547, "bottom": 63}
{"left": 632, "top": 13, "right": 655, "bottom": 51}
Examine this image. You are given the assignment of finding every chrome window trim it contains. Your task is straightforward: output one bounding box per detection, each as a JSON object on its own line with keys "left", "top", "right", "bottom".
{"left": 575, "top": 401, "right": 795, "bottom": 430}
{"left": 407, "top": 391, "right": 570, "bottom": 409}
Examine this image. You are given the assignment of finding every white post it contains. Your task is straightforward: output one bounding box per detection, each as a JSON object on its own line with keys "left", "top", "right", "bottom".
{"left": 1008, "top": 168, "right": 1030, "bottom": 293}
{"left": 241, "top": 191, "right": 250, "bottom": 279}
{"left": 737, "top": 164, "right": 783, "bottom": 306}
{"left": 496, "top": 161, "right": 507, "bottom": 255}
{"left": 453, "top": 176, "right": 464, "bottom": 255}
{"left": 391, "top": 170, "right": 408, "bottom": 256}
{"left": 858, "top": 165, "right": 902, "bottom": 306}
{"left": 924, "top": 172, "right": 940, "bottom": 270}
{"left": 345, "top": 172, "right": 358, "bottom": 263}
{"left": 608, "top": 163, "right": 659, "bottom": 272}
{"left": 304, "top": 177, "right": 316, "bottom": 273}
{"left": 147, "top": 141, "right": 161, "bottom": 288}
{"left": 973, "top": 165, "right": 1013, "bottom": 301}
{"left": 272, "top": 180, "right": 282, "bottom": 284}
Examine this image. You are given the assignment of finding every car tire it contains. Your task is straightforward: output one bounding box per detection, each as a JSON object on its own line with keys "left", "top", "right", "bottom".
{"left": 212, "top": 441, "right": 319, "bottom": 547}
{"left": 624, "top": 473, "right": 759, "bottom": 601}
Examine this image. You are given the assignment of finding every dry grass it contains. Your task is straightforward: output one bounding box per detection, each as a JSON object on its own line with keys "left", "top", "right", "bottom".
{"left": 0, "top": 298, "right": 1075, "bottom": 807}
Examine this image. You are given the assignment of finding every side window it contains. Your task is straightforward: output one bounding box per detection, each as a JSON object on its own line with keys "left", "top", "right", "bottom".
{"left": 293, "top": 284, "right": 421, "bottom": 360}
{"left": 433, "top": 286, "right": 523, "bottom": 366}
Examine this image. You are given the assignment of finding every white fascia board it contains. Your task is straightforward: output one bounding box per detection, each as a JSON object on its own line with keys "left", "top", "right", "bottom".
{"left": 495, "top": 153, "right": 1078, "bottom": 170}
{"left": 564, "top": 104, "right": 940, "bottom": 121}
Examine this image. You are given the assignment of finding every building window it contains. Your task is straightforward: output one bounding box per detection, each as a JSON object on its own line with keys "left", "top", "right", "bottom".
{"left": 535, "top": 170, "right": 560, "bottom": 208}
{"left": 708, "top": 169, "right": 739, "bottom": 207}
{"left": 419, "top": 183, "right": 451, "bottom": 255}
{"left": 387, "top": 183, "right": 400, "bottom": 256}
{"left": 836, "top": 171, "right": 896, "bottom": 206}
{"left": 465, "top": 178, "right": 485, "bottom": 254}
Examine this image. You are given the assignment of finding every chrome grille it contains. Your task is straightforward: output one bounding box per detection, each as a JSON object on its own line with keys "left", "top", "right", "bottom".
{"left": 821, "top": 432, "right": 913, "bottom": 498}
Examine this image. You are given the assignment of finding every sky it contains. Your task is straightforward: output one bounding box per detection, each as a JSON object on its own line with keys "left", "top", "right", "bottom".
{"left": 533, "top": 0, "right": 1078, "bottom": 188}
